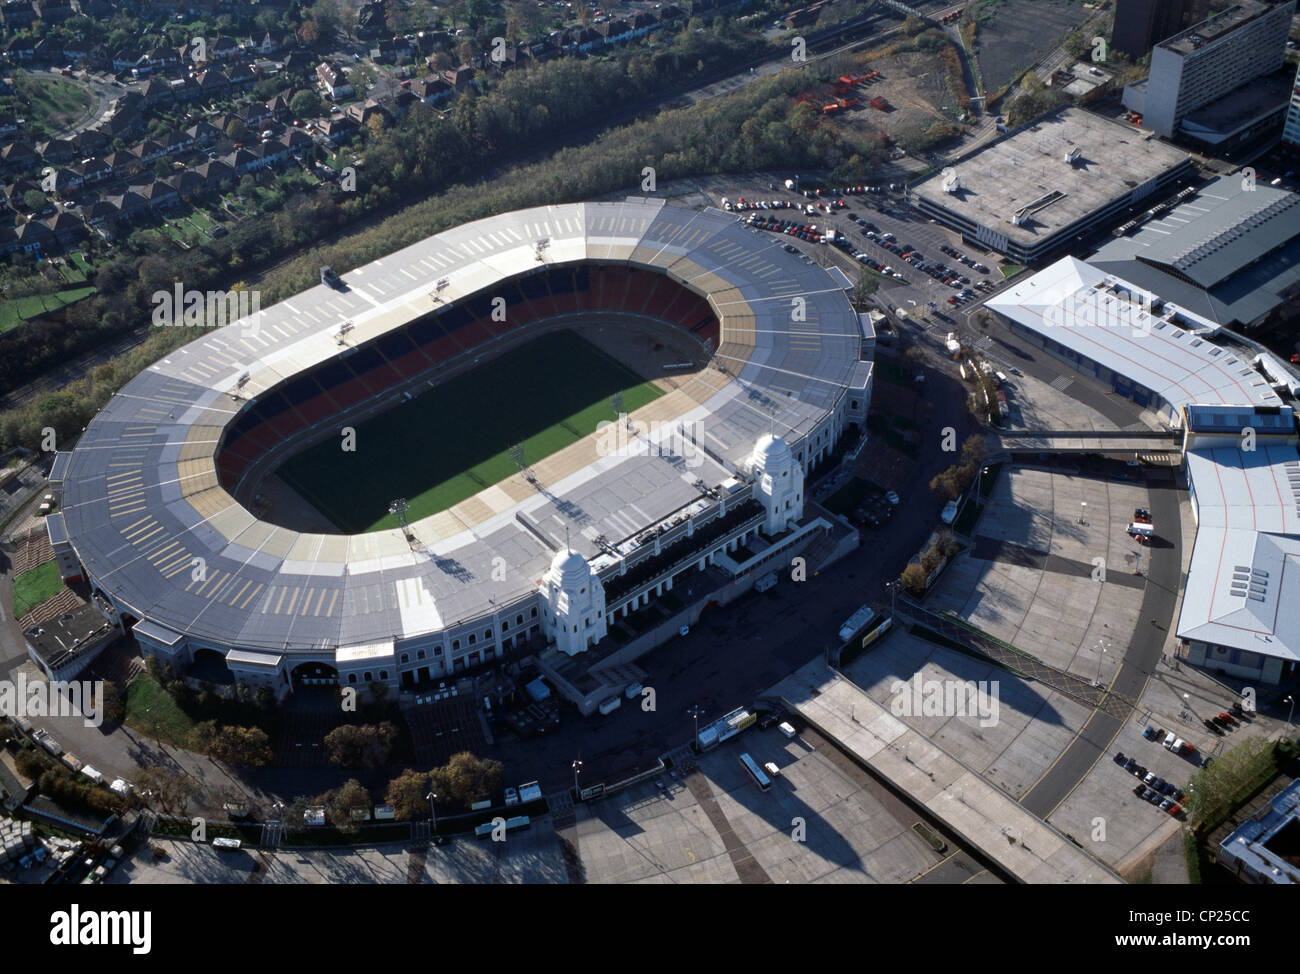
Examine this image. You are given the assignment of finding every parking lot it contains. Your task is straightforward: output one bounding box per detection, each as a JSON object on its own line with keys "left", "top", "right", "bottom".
{"left": 711, "top": 174, "right": 1004, "bottom": 318}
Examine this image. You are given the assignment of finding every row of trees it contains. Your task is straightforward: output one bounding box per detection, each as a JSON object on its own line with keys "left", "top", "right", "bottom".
{"left": 384, "top": 751, "right": 506, "bottom": 819}
{"left": 0, "top": 32, "right": 887, "bottom": 455}
{"left": 928, "top": 434, "right": 987, "bottom": 501}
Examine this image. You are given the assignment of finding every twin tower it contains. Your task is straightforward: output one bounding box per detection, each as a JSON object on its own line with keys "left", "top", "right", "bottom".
{"left": 540, "top": 434, "right": 804, "bottom": 656}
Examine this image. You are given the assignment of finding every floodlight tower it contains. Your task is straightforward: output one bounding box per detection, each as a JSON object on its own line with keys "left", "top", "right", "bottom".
{"left": 232, "top": 371, "right": 251, "bottom": 400}
{"left": 430, "top": 278, "right": 449, "bottom": 304}
{"left": 534, "top": 237, "right": 550, "bottom": 263}
{"left": 336, "top": 320, "right": 354, "bottom": 346}
{"left": 389, "top": 497, "right": 411, "bottom": 542}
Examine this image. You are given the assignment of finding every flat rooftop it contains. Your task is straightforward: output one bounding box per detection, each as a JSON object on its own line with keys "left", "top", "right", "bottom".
{"left": 1158, "top": 0, "right": 1275, "bottom": 55}
{"left": 911, "top": 109, "right": 1192, "bottom": 248}
{"left": 1180, "top": 72, "right": 1293, "bottom": 141}
{"left": 24, "top": 603, "right": 116, "bottom": 671}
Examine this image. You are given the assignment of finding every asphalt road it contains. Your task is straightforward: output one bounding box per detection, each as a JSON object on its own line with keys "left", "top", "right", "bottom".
{"left": 1018, "top": 469, "right": 1182, "bottom": 818}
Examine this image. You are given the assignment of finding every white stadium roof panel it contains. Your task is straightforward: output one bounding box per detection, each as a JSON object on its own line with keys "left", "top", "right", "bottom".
{"left": 61, "top": 200, "right": 865, "bottom": 653}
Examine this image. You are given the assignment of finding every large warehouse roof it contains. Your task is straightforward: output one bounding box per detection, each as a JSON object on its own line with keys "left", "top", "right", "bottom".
{"left": 910, "top": 109, "right": 1192, "bottom": 249}
{"left": 1090, "top": 174, "right": 1300, "bottom": 327}
{"left": 985, "top": 256, "right": 1281, "bottom": 410}
{"left": 60, "top": 199, "right": 865, "bottom": 653}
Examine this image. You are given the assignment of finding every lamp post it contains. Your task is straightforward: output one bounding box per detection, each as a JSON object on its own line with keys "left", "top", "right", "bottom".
{"left": 1095, "top": 638, "right": 1108, "bottom": 686}
{"left": 687, "top": 704, "right": 704, "bottom": 750}
{"left": 571, "top": 759, "right": 583, "bottom": 797}
{"left": 1285, "top": 695, "right": 1295, "bottom": 728}
{"left": 426, "top": 791, "right": 438, "bottom": 834}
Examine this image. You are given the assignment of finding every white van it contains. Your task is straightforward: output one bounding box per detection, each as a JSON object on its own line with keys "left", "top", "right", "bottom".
{"left": 1127, "top": 522, "right": 1153, "bottom": 542}
{"left": 777, "top": 721, "right": 797, "bottom": 739}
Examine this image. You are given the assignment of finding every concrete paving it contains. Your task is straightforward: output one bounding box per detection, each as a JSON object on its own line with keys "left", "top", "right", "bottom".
{"left": 771, "top": 659, "right": 1120, "bottom": 883}
{"left": 928, "top": 466, "right": 1150, "bottom": 684}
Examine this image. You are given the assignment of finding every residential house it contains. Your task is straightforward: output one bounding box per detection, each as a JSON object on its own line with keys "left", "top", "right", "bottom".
{"left": 249, "top": 30, "right": 292, "bottom": 56}
{"left": 33, "top": 0, "right": 75, "bottom": 24}
{"left": 227, "top": 63, "right": 257, "bottom": 92}
{"left": 210, "top": 35, "right": 244, "bottom": 61}
{"left": 412, "top": 76, "right": 454, "bottom": 106}
{"left": 266, "top": 92, "right": 294, "bottom": 121}
{"left": 36, "top": 139, "right": 75, "bottom": 165}
{"left": 440, "top": 64, "right": 475, "bottom": 91}
{"left": 185, "top": 120, "right": 222, "bottom": 150}
{"left": 168, "top": 168, "right": 207, "bottom": 201}
{"left": 140, "top": 77, "right": 175, "bottom": 108}
{"left": 282, "top": 50, "right": 316, "bottom": 77}
{"left": 70, "top": 129, "right": 108, "bottom": 156}
{"left": 3, "top": 179, "right": 42, "bottom": 212}
{"left": 101, "top": 149, "right": 142, "bottom": 181}
{"left": 319, "top": 115, "right": 360, "bottom": 143}
{"left": 2, "top": 37, "right": 35, "bottom": 63}
{"left": 317, "top": 62, "right": 354, "bottom": 100}
{"left": 83, "top": 198, "right": 120, "bottom": 235}
{"left": 73, "top": 157, "right": 111, "bottom": 187}
{"left": 345, "top": 99, "right": 390, "bottom": 128}
{"left": 0, "top": 141, "right": 37, "bottom": 174}
{"left": 197, "top": 68, "right": 231, "bottom": 100}
{"left": 106, "top": 190, "right": 148, "bottom": 221}
{"left": 15, "top": 218, "right": 54, "bottom": 254}
{"left": 0, "top": 1, "right": 35, "bottom": 30}
{"left": 138, "top": 180, "right": 179, "bottom": 210}
{"left": 196, "top": 158, "right": 234, "bottom": 189}
{"left": 44, "top": 211, "right": 86, "bottom": 247}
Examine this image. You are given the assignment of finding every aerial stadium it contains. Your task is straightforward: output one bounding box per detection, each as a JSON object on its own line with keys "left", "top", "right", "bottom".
{"left": 47, "top": 198, "right": 872, "bottom": 702}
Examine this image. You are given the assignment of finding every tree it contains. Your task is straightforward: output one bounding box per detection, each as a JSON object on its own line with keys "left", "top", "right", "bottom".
{"left": 929, "top": 464, "right": 968, "bottom": 501}
{"left": 289, "top": 89, "right": 324, "bottom": 119}
{"left": 1186, "top": 737, "right": 1275, "bottom": 826}
{"left": 209, "top": 725, "right": 273, "bottom": 766}
{"left": 902, "top": 13, "right": 925, "bottom": 36}
{"left": 1063, "top": 31, "right": 1087, "bottom": 58}
{"left": 385, "top": 768, "right": 432, "bottom": 819}
{"left": 327, "top": 778, "right": 371, "bottom": 831}
{"left": 135, "top": 765, "right": 200, "bottom": 814}
{"left": 442, "top": 750, "right": 504, "bottom": 804}
{"left": 99, "top": 679, "right": 125, "bottom": 724}
{"left": 960, "top": 434, "right": 987, "bottom": 468}
{"left": 900, "top": 563, "right": 927, "bottom": 595}
{"left": 324, "top": 722, "right": 398, "bottom": 768}
{"left": 21, "top": 189, "right": 46, "bottom": 211}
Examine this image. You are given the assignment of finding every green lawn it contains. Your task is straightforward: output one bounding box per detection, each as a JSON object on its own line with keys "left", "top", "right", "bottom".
{"left": 0, "top": 286, "right": 97, "bottom": 334}
{"left": 998, "top": 263, "right": 1023, "bottom": 279}
{"left": 124, "top": 673, "right": 196, "bottom": 747}
{"left": 12, "top": 559, "right": 63, "bottom": 617}
{"left": 278, "top": 329, "right": 665, "bottom": 532}
{"left": 18, "top": 75, "right": 93, "bottom": 133}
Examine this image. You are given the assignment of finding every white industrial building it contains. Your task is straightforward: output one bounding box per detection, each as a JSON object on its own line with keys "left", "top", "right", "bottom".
{"left": 989, "top": 257, "right": 1300, "bottom": 685}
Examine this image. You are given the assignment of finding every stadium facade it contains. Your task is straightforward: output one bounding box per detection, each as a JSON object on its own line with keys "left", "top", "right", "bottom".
{"left": 52, "top": 199, "right": 871, "bottom": 700}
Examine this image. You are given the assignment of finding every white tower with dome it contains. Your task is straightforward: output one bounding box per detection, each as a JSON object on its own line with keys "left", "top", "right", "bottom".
{"left": 539, "top": 542, "right": 607, "bottom": 656}
{"left": 749, "top": 433, "right": 804, "bottom": 535}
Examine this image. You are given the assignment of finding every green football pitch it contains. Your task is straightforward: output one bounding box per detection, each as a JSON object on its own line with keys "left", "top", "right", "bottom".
{"left": 277, "top": 329, "right": 664, "bottom": 533}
